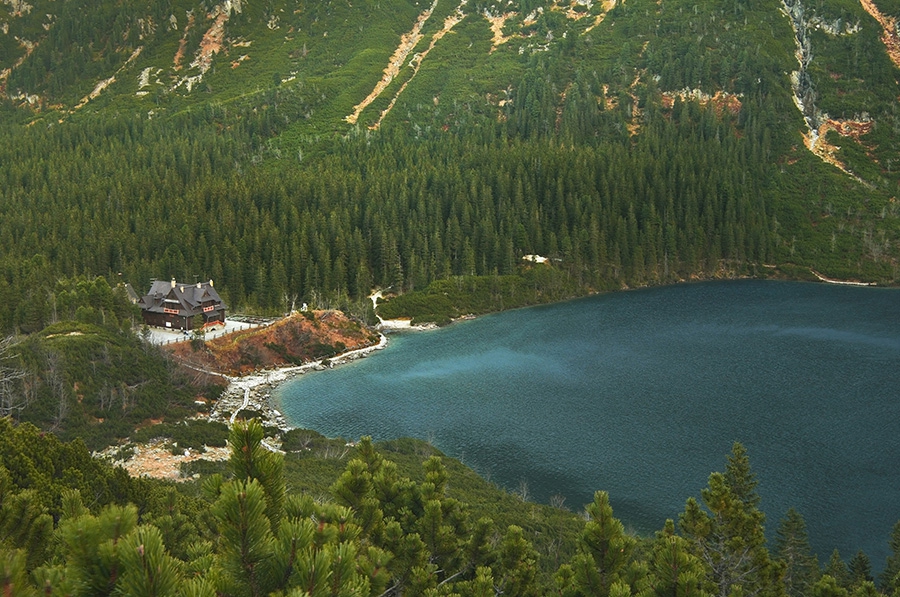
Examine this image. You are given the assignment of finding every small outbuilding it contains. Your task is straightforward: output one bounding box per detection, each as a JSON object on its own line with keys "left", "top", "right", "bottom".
{"left": 139, "top": 279, "right": 227, "bottom": 330}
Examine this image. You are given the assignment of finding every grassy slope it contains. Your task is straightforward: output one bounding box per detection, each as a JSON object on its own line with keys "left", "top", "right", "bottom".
{"left": 5, "top": 0, "right": 898, "bottom": 184}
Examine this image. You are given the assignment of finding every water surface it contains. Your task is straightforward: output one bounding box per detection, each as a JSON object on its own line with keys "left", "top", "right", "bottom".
{"left": 277, "top": 280, "right": 900, "bottom": 567}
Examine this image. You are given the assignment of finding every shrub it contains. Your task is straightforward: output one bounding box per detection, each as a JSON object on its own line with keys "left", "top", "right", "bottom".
{"left": 281, "top": 428, "right": 327, "bottom": 452}
{"left": 132, "top": 420, "right": 230, "bottom": 451}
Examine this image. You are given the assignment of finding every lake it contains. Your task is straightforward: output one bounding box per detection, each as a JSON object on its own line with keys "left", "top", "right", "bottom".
{"left": 275, "top": 280, "right": 900, "bottom": 569}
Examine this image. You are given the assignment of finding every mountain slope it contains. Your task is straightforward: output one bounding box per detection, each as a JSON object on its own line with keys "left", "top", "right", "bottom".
{"left": 1, "top": 0, "right": 899, "bottom": 331}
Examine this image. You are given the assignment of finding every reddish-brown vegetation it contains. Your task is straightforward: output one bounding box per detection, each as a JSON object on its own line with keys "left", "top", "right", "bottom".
{"left": 170, "top": 311, "right": 379, "bottom": 376}
{"left": 661, "top": 90, "right": 743, "bottom": 117}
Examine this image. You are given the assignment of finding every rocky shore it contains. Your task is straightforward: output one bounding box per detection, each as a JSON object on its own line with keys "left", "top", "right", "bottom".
{"left": 97, "top": 333, "right": 388, "bottom": 479}
{"left": 207, "top": 332, "right": 389, "bottom": 431}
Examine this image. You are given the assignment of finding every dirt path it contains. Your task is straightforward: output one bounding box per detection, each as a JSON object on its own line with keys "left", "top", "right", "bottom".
{"left": 346, "top": 0, "right": 440, "bottom": 125}
{"left": 858, "top": 0, "right": 900, "bottom": 69}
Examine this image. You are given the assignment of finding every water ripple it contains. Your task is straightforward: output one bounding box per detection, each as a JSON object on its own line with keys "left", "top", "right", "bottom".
{"left": 277, "top": 281, "right": 900, "bottom": 569}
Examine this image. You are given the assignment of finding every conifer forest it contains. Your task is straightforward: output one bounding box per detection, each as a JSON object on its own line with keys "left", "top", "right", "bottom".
{"left": 1, "top": 0, "right": 900, "bottom": 593}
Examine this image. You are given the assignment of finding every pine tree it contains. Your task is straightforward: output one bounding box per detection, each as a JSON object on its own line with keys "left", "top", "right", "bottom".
{"left": 228, "top": 419, "right": 285, "bottom": 530}
{"left": 559, "top": 491, "right": 636, "bottom": 597}
{"left": 116, "top": 525, "right": 183, "bottom": 597}
{"left": 679, "top": 443, "right": 777, "bottom": 597}
{"left": 0, "top": 466, "right": 53, "bottom": 570}
{"left": 57, "top": 503, "right": 139, "bottom": 596}
{"left": 812, "top": 574, "right": 849, "bottom": 597}
{"left": 497, "top": 525, "right": 540, "bottom": 597}
{"left": 213, "top": 478, "right": 276, "bottom": 597}
{"left": 0, "top": 549, "right": 37, "bottom": 597}
{"left": 637, "top": 523, "right": 708, "bottom": 597}
{"left": 850, "top": 581, "right": 879, "bottom": 597}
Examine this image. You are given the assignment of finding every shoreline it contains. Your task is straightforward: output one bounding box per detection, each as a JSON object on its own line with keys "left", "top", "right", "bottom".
{"left": 810, "top": 269, "right": 876, "bottom": 287}
{"left": 211, "top": 272, "right": 882, "bottom": 430}
{"left": 207, "top": 333, "right": 389, "bottom": 432}
{"left": 110, "top": 276, "right": 889, "bottom": 477}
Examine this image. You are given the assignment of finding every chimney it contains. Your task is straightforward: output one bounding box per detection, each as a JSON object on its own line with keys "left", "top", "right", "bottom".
{"left": 171, "top": 278, "right": 176, "bottom": 289}
{"left": 197, "top": 281, "right": 202, "bottom": 289}
{"left": 210, "top": 279, "right": 214, "bottom": 287}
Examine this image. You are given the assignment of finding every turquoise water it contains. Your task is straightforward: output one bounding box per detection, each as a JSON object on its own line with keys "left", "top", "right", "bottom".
{"left": 276, "top": 280, "right": 900, "bottom": 567}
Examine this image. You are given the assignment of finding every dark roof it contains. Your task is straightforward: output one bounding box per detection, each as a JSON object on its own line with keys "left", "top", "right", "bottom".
{"left": 123, "top": 283, "right": 141, "bottom": 304}
{"left": 139, "top": 280, "right": 227, "bottom": 317}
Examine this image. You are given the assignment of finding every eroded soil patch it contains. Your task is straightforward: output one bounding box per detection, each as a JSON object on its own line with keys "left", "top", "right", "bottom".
{"left": 805, "top": 117, "right": 874, "bottom": 179}
{"left": 371, "top": 2, "right": 467, "bottom": 129}
{"left": 859, "top": 0, "right": 900, "bottom": 69}
{"left": 346, "top": 0, "right": 439, "bottom": 124}
{"left": 661, "top": 89, "right": 743, "bottom": 116}
{"left": 585, "top": 0, "right": 619, "bottom": 34}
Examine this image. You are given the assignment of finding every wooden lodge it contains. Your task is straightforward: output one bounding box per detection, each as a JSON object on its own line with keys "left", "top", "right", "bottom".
{"left": 139, "top": 279, "right": 227, "bottom": 330}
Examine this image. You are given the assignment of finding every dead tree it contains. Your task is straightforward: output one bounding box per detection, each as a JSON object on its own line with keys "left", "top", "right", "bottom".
{"left": 0, "top": 336, "right": 28, "bottom": 418}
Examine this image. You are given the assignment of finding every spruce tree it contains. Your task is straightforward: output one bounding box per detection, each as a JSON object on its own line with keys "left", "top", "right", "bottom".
{"left": 879, "top": 521, "right": 900, "bottom": 593}
{"left": 775, "top": 508, "right": 818, "bottom": 597}
{"left": 725, "top": 442, "right": 760, "bottom": 509}
{"left": 824, "top": 550, "right": 850, "bottom": 589}
{"left": 847, "top": 551, "right": 873, "bottom": 587}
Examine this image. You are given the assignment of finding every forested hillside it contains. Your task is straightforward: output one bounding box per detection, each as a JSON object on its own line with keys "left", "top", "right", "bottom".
{"left": 1, "top": 0, "right": 899, "bottom": 334}
{"left": 4, "top": 417, "right": 900, "bottom": 596}
{"left": 2, "top": 2, "right": 899, "bottom": 593}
